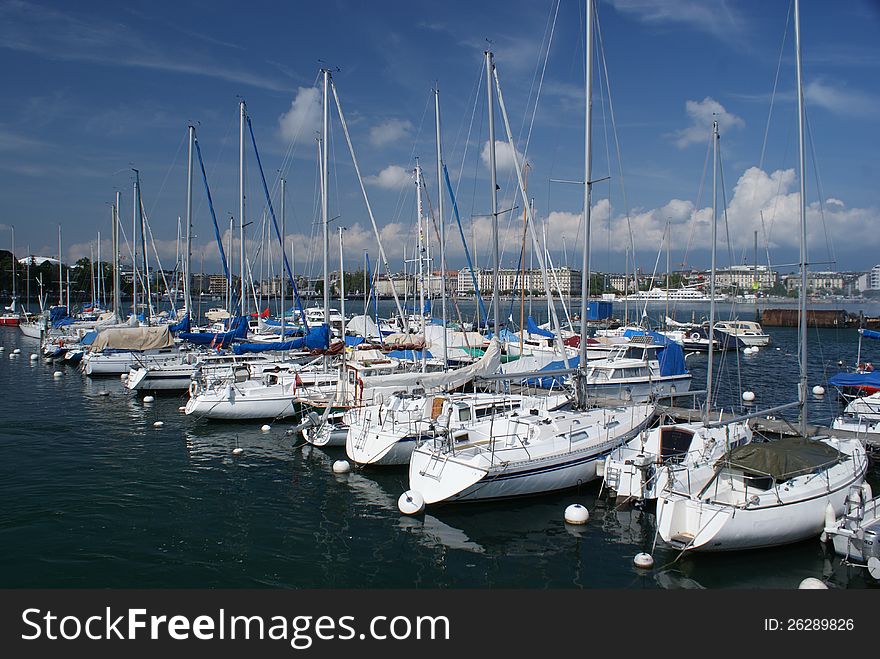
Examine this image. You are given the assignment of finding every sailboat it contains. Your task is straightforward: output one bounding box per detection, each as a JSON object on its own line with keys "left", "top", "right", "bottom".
{"left": 0, "top": 225, "right": 21, "bottom": 326}
{"left": 409, "top": 8, "right": 655, "bottom": 505}
{"left": 654, "top": 0, "right": 869, "bottom": 552}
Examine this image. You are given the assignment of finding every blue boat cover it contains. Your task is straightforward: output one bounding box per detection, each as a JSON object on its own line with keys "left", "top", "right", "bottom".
{"left": 180, "top": 316, "right": 248, "bottom": 347}
{"left": 522, "top": 355, "right": 580, "bottom": 388}
{"left": 169, "top": 315, "right": 191, "bottom": 333}
{"left": 527, "top": 316, "right": 554, "bottom": 338}
{"left": 622, "top": 329, "right": 688, "bottom": 377}
{"left": 49, "top": 306, "right": 68, "bottom": 324}
{"left": 345, "top": 336, "right": 365, "bottom": 347}
{"left": 387, "top": 349, "right": 433, "bottom": 361}
{"left": 828, "top": 370, "right": 880, "bottom": 389}
{"left": 231, "top": 324, "right": 330, "bottom": 355}
{"left": 81, "top": 330, "right": 98, "bottom": 346}
{"left": 861, "top": 329, "right": 880, "bottom": 341}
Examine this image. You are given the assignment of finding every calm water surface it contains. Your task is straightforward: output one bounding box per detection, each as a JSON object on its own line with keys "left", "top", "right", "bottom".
{"left": 1, "top": 301, "right": 878, "bottom": 589}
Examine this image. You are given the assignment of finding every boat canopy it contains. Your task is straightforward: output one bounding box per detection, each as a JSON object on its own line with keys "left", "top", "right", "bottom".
{"left": 828, "top": 370, "right": 880, "bottom": 389}
{"left": 169, "top": 315, "right": 191, "bottom": 333}
{"left": 90, "top": 326, "right": 175, "bottom": 352}
{"left": 179, "top": 316, "right": 248, "bottom": 347}
{"left": 622, "top": 329, "right": 688, "bottom": 377}
{"left": 719, "top": 438, "right": 843, "bottom": 481}
{"left": 231, "top": 323, "right": 330, "bottom": 355}
{"left": 861, "top": 329, "right": 880, "bottom": 341}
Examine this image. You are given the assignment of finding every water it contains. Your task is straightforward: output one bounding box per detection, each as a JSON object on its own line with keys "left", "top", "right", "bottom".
{"left": 1, "top": 303, "right": 878, "bottom": 589}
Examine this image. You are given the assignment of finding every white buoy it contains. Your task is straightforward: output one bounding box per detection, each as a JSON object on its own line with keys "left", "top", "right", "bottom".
{"left": 120, "top": 373, "right": 128, "bottom": 380}
{"left": 742, "top": 391, "right": 756, "bottom": 403}
{"left": 143, "top": 395, "right": 154, "bottom": 403}
{"left": 12, "top": 348, "right": 21, "bottom": 354}
{"left": 564, "top": 503, "right": 590, "bottom": 525}
{"left": 398, "top": 490, "right": 425, "bottom": 515}
{"left": 261, "top": 424, "right": 272, "bottom": 432}
{"left": 633, "top": 552, "right": 654, "bottom": 569}
{"left": 742, "top": 347, "right": 752, "bottom": 354}
{"left": 98, "top": 391, "right": 109, "bottom": 396}
{"left": 30, "top": 353, "right": 38, "bottom": 361}
{"left": 0, "top": 346, "right": 5, "bottom": 351}
{"left": 798, "top": 577, "right": 828, "bottom": 589}
{"left": 775, "top": 347, "right": 781, "bottom": 351}
{"left": 332, "top": 459, "right": 351, "bottom": 474}
{"left": 751, "top": 346, "right": 759, "bottom": 353}
{"left": 232, "top": 447, "right": 243, "bottom": 455}
{"left": 812, "top": 385, "right": 825, "bottom": 396}
{"left": 153, "top": 421, "right": 164, "bottom": 428}
{"left": 53, "top": 370, "right": 63, "bottom": 378}
{"left": 178, "top": 406, "right": 186, "bottom": 412}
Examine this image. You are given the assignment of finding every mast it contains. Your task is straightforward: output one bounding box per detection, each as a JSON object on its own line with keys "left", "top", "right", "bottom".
{"left": 9, "top": 225, "right": 14, "bottom": 309}
{"left": 281, "top": 178, "right": 286, "bottom": 353}
{"left": 434, "top": 86, "right": 448, "bottom": 368}
{"left": 135, "top": 169, "right": 151, "bottom": 324}
{"left": 90, "top": 243, "right": 95, "bottom": 306}
{"left": 113, "top": 192, "right": 120, "bottom": 319}
{"left": 338, "top": 225, "right": 345, "bottom": 339}
{"left": 415, "top": 161, "right": 426, "bottom": 372}
{"left": 239, "top": 101, "right": 247, "bottom": 318}
{"left": 665, "top": 221, "right": 670, "bottom": 326}
{"left": 57, "top": 225, "right": 62, "bottom": 307}
{"left": 485, "top": 50, "right": 500, "bottom": 336}
{"left": 704, "top": 119, "right": 719, "bottom": 423}
{"left": 185, "top": 124, "right": 194, "bottom": 318}
{"left": 132, "top": 181, "right": 137, "bottom": 320}
{"left": 794, "top": 0, "right": 808, "bottom": 435}
{"left": 579, "top": 0, "right": 594, "bottom": 379}
{"left": 322, "top": 69, "right": 331, "bottom": 337}
{"left": 97, "top": 231, "right": 102, "bottom": 308}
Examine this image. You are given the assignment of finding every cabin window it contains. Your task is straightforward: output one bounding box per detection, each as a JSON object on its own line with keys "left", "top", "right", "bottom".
{"left": 458, "top": 408, "right": 472, "bottom": 422}
{"left": 659, "top": 428, "right": 694, "bottom": 463}
{"left": 742, "top": 472, "right": 774, "bottom": 491}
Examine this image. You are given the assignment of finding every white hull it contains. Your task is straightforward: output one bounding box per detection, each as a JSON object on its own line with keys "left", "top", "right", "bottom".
{"left": 185, "top": 382, "right": 298, "bottom": 420}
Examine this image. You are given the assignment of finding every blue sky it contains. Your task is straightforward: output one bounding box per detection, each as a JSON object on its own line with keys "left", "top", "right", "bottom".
{"left": 0, "top": 0, "right": 878, "bottom": 280}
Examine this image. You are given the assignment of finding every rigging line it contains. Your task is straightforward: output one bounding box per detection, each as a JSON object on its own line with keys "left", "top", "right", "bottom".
{"left": 146, "top": 129, "right": 187, "bottom": 221}
{"left": 274, "top": 70, "right": 324, "bottom": 197}
{"left": 804, "top": 107, "right": 836, "bottom": 267}
{"left": 139, "top": 198, "right": 175, "bottom": 316}
{"left": 680, "top": 127, "right": 712, "bottom": 277}
{"left": 759, "top": 0, "right": 793, "bottom": 172}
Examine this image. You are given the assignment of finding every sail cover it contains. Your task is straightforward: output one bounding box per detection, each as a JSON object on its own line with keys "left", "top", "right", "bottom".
{"left": 90, "top": 326, "right": 175, "bottom": 352}
{"left": 526, "top": 316, "right": 554, "bottom": 338}
{"left": 719, "top": 438, "right": 843, "bottom": 481}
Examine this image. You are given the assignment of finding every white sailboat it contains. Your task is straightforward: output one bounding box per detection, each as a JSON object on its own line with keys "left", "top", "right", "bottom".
{"left": 655, "top": 0, "right": 869, "bottom": 553}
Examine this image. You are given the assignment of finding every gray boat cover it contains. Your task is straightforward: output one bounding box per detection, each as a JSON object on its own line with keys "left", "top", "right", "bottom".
{"left": 719, "top": 437, "right": 843, "bottom": 481}
{"left": 90, "top": 326, "right": 175, "bottom": 352}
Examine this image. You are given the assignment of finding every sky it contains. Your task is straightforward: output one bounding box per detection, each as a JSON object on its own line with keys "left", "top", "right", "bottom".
{"left": 0, "top": 0, "right": 878, "bottom": 282}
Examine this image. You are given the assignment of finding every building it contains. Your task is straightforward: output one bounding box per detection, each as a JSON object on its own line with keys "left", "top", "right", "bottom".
{"left": 713, "top": 265, "right": 777, "bottom": 292}
{"left": 783, "top": 271, "right": 846, "bottom": 294}
{"left": 456, "top": 267, "right": 581, "bottom": 296}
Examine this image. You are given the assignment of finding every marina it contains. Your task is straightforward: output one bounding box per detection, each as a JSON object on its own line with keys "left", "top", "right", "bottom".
{"left": 1, "top": 0, "right": 879, "bottom": 600}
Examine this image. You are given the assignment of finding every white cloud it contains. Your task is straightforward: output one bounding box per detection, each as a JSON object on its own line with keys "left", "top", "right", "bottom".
{"left": 805, "top": 80, "right": 875, "bottom": 117}
{"left": 365, "top": 165, "right": 412, "bottom": 189}
{"left": 369, "top": 118, "right": 413, "bottom": 146}
{"left": 278, "top": 87, "right": 321, "bottom": 144}
{"left": 670, "top": 97, "right": 744, "bottom": 148}
{"left": 480, "top": 140, "right": 528, "bottom": 173}
{"left": 608, "top": 0, "right": 745, "bottom": 42}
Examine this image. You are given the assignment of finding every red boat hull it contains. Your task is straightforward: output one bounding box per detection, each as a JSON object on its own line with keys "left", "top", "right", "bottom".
{"left": 0, "top": 316, "right": 20, "bottom": 326}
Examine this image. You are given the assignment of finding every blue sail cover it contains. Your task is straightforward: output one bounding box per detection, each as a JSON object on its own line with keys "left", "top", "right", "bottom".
{"left": 169, "top": 315, "right": 191, "bottom": 333}
{"left": 231, "top": 324, "right": 330, "bottom": 355}
{"left": 527, "top": 316, "right": 554, "bottom": 338}
{"left": 623, "top": 329, "right": 688, "bottom": 377}
{"left": 522, "top": 356, "right": 580, "bottom": 388}
{"left": 828, "top": 370, "right": 880, "bottom": 389}
{"left": 387, "top": 349, "right": 433, "bottom": 361}
{"left": 861, "top": 329, "right": 880, "bottom": 341}
{"left": 180, "top": 316, "right": 248, "bottom": 347}
{"left": 49, "top": 306, "right": 68, "bottom": 324}
{"left": 80, "top": 330, "right": 98, "bottom": 346}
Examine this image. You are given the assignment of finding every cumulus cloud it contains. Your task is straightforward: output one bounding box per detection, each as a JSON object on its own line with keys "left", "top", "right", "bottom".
{"left": 278, "top": 87, "right": 321, "bottom": 144}
{"left": 670, "top": 97, "right": 744, "bottom": 148}
{"left": 480, "top": 140, "right": 528, "bottom": 173}
{"left": 368, "top": 118, "right": 413, "bottom": 146}
{"left": 365, "top": 165, "right": 412, "bottom": 189}
{"left": 805, "top": 80, "right": 875, "bottom": 117}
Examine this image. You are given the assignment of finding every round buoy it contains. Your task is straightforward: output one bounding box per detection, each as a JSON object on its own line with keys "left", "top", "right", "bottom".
{"left": 332, "top": 459, "right": 351, "bottom": 474}
{"left": 812, "top": 385, "right": 825, "bottom": 396}
{"left": 232, "top": 447, "right": 243, "bottom": 455}
{"left": 30, "top": 353, "right": 38, "bottom": 361}
{"left": 798, "top": 577, "right": 828, "bottom": 589}
{"left": 775, "top": 347, "right": 781, "bottom": 351}
{"left": 53, "top": 370, "right": 63, "bottom": 378}
{"left": 120, "top": 373, "right": 128, "bottom": 380}
{"left": 178, "top": 406, "right": 186, "bottom": 412}
{"left": 742, "top": 391, "right": 756, "bottom": 403}
{"left": 868, "top": 557, "right": 880, "bottom": 581}
{"left": 0, "top": 346, "right": 5, "bottom": 351}
{"left": 633, "top": 552, "right": 654, "bottom": 569}
{"left": 99, "top": 391, "right": 109, "bottom": 396}
{"left": 12, "top": 348, "right": 21, "bottom": 355}
{"left": 153, "top": 421, "right": 164, "bottom": 428}
{"left": 143, "top": 395, "right": 154, "bottom": 403}
{"left": 837, "top": 360, "right": 844, "bottom": 366}
{"left": 564, "top": 503, "right": 590, "bottom": 525}
{"left": 742, "top": 347, "right": 752, "bottom": 354}
{"left": 398, "top": 490, "right": 425, "bottom": 515}
{"left": 261, "top": 424, "right": 271, "bottom": 432}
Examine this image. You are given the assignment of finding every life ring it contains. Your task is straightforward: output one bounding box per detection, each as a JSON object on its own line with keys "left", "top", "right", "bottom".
{"left": 189, "top": 380, "right": 201, "bottom": 398}
{"left": 690, "top": 332, "right": 701, "bottom": 340}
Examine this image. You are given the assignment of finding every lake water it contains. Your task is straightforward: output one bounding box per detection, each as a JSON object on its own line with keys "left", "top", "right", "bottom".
{"left": 1, "top": 299, "right": 878, "bottom": 589}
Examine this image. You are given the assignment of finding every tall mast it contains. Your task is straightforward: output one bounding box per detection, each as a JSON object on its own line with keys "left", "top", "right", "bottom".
{"left": 185, "top": 124, "right": 194, "bottom": 318}
{"left": 57, "top": 224, "right": 62, "bottom": 306}
{"left": 113, "top": 192, "right": 120, "bottom": 319}
{"left": 579, "top": 0, "right": 594, "bottom": 371}
{"left": 434, "top": 86, "right": 447, "bottom": 367}
{"left": 415, "top": 161, "right": 426, "bottom": 372}
{"left": 135, "top": 169, "right": 150, "bottom": 324}
{"left": 665, "top": 221, "right": 670, "bottom": 326}
{"left": 132, "top": 181, "right": 137, "bottom": 320}
{"left": 10, "top": 225, "right": 14, "bottom": 307}
{"left": 705, "top": 119, "right": 719, "bottom": 423}
{"left": 322, "top": 69, "right": 331, "bottom": 335}
{"left": 338, "top": 226, "right": 345, "bottom": 337}
{"left": 485, "top": 50, "right": 500, "bottom": 336}
{"left": 239, "top": 101, "right": 247, "bottom": 318}
{"left": 281, "top": 178, "right": 286, "bottom": 352}
{"left": 794, "top": 0, "right": 808, "bottom": 435}
{"left": 97, "top": 231, "right": 102, "bottom": 307}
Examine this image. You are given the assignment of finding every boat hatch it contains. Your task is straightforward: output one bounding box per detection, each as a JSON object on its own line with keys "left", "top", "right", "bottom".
{"left": 660, "top": 427, "right": 695, "bottom": 463}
